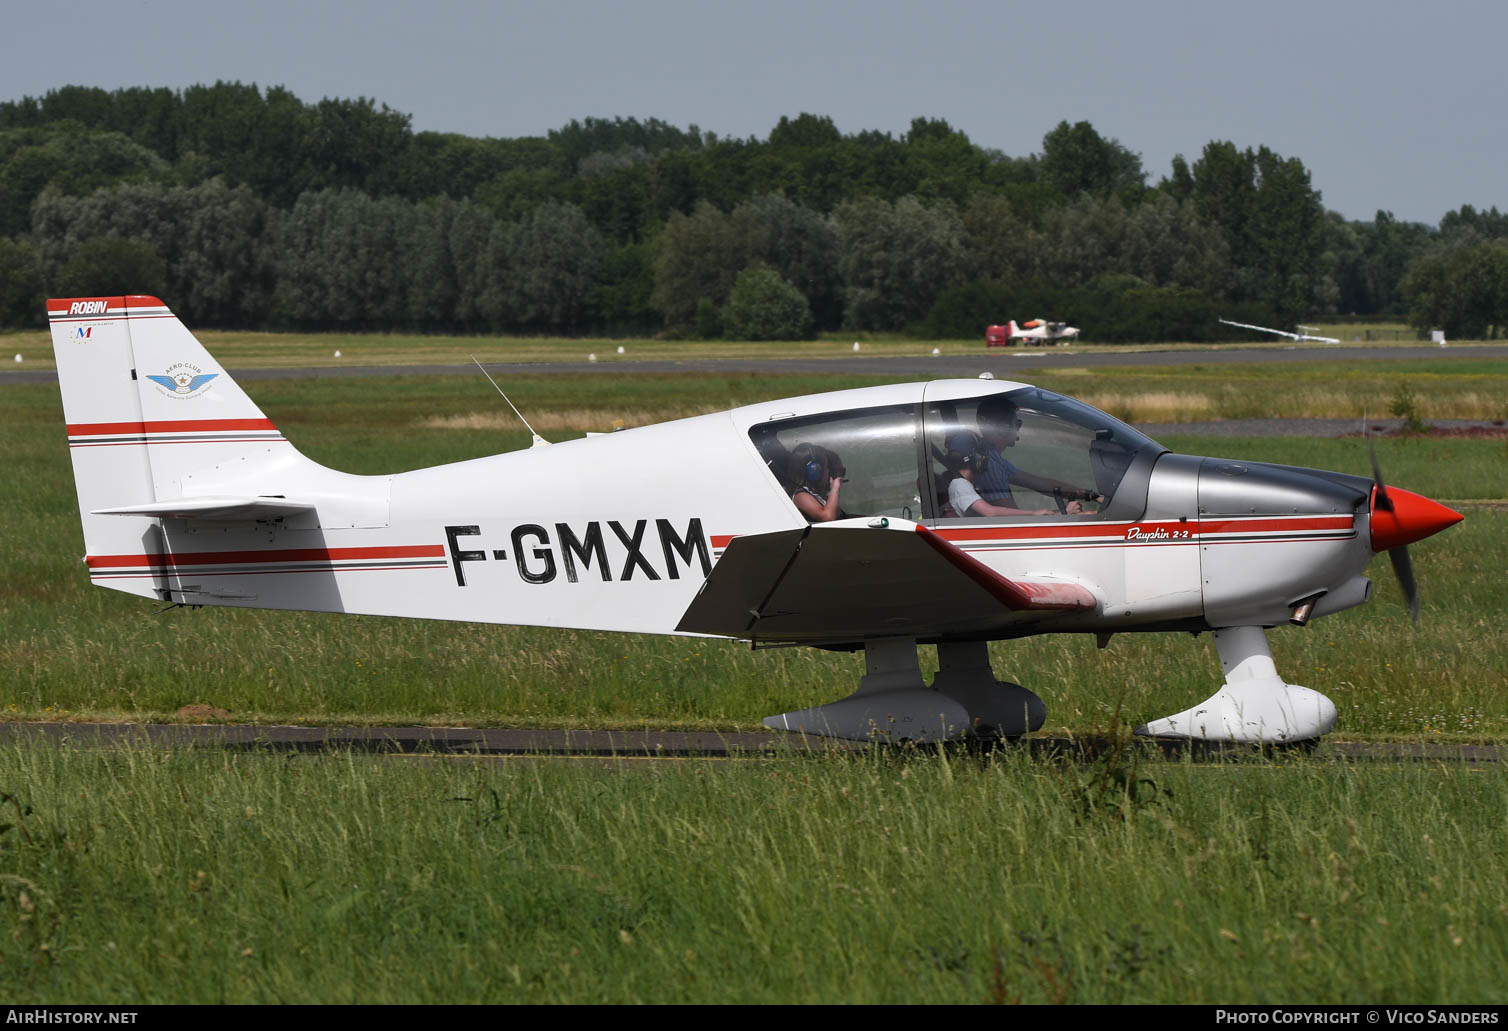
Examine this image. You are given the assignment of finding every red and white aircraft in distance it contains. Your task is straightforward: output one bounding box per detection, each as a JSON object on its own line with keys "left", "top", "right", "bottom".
{"left": 1008, "top": 318, "right": 1080, "bottom": 345}
{"left": 1219, "top": 318, "right": 1341, "bottom": 344}
{"left": 50, "top": 296, "right": 1462, "bottom": 745}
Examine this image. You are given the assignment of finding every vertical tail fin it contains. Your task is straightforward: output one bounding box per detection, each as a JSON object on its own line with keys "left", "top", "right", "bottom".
{"left": 50, "top": 295, "right": 287, "bottom": 494}
{"left": 49, "top": 296, "right": 304, "bottom": 598}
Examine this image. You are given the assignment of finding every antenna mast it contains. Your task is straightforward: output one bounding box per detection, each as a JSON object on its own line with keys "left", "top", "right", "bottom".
{"left": 470, "top": 356, "right": 550, "bottom": 448}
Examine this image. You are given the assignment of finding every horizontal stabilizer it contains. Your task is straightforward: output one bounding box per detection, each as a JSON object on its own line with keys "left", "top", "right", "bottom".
{"left": 676, "top": 519, "right": 1097, "bottom": 644}
{"left": 92, "top": 496, "right": 318, "bottom": 521}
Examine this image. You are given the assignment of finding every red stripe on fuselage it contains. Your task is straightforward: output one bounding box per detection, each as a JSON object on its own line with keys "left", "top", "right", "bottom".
{"left": 1199, "top": 516, "right": 1353, "bottom": 535}
{"left": 935, "top": 515, "right": 1353, "bottom": 543}
{"left": 86, "top": 545, "right": 446, "bottom": 569}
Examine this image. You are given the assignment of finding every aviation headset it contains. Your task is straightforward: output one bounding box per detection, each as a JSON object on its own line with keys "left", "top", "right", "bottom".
{"left": 790, "top": 443, "right": 843, "bottom": 488}
{"left": 940, "top": 431, "right": 990, "bottom": 474}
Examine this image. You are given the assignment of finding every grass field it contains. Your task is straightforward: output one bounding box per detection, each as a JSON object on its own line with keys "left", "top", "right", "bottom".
{"left": 1, "top": 742, "right": 1505, "bottom": 1003}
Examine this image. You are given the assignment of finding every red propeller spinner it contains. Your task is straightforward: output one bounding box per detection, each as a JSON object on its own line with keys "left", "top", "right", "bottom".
{"left": 1370, "top": 485, "right": 1463, "bottom": 552}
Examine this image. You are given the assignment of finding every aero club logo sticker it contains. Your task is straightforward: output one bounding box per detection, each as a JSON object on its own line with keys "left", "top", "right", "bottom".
{"left": 147, "top": 363, "right": 218, "bottom": 399}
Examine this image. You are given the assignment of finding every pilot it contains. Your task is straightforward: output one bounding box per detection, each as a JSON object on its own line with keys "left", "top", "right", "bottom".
{"left": 970, "top": 396, "right": 1102, "bottom": 515}
{"left": 788, "top": 443, "right": 845, "bottom": 522}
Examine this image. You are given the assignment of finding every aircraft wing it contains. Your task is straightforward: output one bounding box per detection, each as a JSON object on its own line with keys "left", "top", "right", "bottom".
{"left": 1218, "top": 318, "right": 1338, "bottom": 344}
{"left": 676, "top": 520, "right": 1097, "bottom": 645}
{"left": 91, "top": 496, "right": 318, "bottom": 520}
{"left": 1219, "top": 318, "right": 1301, "bottom": 341}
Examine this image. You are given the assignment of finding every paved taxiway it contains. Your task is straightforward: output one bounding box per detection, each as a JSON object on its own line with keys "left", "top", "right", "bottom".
{"left": 0, "top": 723, "right": 1499, "bottom": 764}
{"left": 5, "top": 342, "right": 1508, "bottom": 388}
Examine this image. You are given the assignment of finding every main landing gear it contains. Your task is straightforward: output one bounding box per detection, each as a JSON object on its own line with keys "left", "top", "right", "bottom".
{"left": 762, "top": 638, "right": 1046, "bottom": 743}
{"left": 762, "top": 626, "right": 1339, "bottom": 746}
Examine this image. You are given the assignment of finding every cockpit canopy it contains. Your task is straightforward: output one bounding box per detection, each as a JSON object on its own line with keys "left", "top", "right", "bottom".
{"left": 748, "top": 385, "right": 1166, "bottom": 523}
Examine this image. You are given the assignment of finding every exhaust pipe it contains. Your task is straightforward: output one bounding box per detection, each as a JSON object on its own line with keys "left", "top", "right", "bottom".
{"left": 1289, "top": 593, "right": 1325, "bottom": 627}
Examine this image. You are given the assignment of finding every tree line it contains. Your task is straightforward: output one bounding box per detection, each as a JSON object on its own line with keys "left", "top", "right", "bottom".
{"left": 1, "top": 83, "right": 1505, "bottom": 339}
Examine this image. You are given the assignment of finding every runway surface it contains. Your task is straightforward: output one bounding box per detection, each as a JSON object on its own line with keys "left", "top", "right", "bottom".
{"left": 1, "top": 722, "right": 1499, "bottom": 764}
{"left": 5, "top": 342, "right": 1508, "bottom": 388}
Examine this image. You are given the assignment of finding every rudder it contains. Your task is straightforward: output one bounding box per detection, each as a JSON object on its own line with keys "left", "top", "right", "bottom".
{"left": 49, "top": 295, "right": 293, "bottom": 598}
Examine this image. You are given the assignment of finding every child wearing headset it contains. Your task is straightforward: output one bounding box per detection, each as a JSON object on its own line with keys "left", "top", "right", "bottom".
{"left": 941, "top": 431, "right": 1091, "bottom": 517}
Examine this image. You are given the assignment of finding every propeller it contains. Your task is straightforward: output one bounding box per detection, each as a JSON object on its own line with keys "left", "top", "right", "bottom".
{"left": 1367, "top": 434, "right": 1421, "bottom": 624}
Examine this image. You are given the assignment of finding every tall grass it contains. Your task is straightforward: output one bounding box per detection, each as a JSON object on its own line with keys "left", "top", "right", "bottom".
{"left": 1, "top": 742, "right": 1504, "bottom": 1003}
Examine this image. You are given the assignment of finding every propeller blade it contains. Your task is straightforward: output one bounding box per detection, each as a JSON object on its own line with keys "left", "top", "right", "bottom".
{"left": 1388, "top": 546, "right": 1420, "bottom": 625}
{"left": 1367, "top": 432, "right": 1394, "bottom": 513}
{"left": 1368, "top": 429, "right": 1431, "bottom": 624}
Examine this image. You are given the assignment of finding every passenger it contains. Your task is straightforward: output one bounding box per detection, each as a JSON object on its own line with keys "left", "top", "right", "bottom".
{"left": 788, "top": 443, "right": 845, "bottom": 522}
{"left": 971, "top": 396, "right": 1103, "bottom": 514}
{"left": 938, "top": 432, "right": 1064, "bottom": 517}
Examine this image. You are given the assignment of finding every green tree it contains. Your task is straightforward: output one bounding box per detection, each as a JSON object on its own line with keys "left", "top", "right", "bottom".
{"left": 590, "top": 240, "right": 659, "bottom": 333}
{"left": 169, "top": 179, "right": 276, "bottom": 325}
{"left": 176, "top": 83, "right": 315, "bottom": 205}
{"left": 1031, "top": 195, "right": 1135, "bottom": 287}
{"left": 768, "top": 113, "right": 842, "bottom": 150}
{"left": 903, "top": 117, "right": 989, "bottom": 206}
{"left": 1438, "top": 204, "right": 1508, "bottom": 245}
{"left": 721, "top": 264, "right": 812, "bottom": 340}
{"left": 1160, "top": 154, "right": 1195, "bottom": 203}
{"left": 1, "top": 127, "right": 170, "bottom": 235}
{"left": 1403, "top": 243, "right": 1508, "bottom": 339}
{"left": 272, "top": 189, "right": 415, "bottom": 328}
{"left": 403, "top": 196, "right": 462, "bottom": 330}
{"left": 1039, "top": 120, "right": 1145, "bottom": 201}
{"left": 960, "top": 193, "right": 1034, "bottom": 285}
{"left": 1355, "top": 211, "right": 1436, "bottom": 315}
{"left": 0, "top": 236, "right": 43, "bottom": 327}
{"left": 309, "top": 95, "right": 412, "bottom": 196}
{"left": 1190, "top": 141, "right": 1324, "bottom": 318}
{"left": 731, "top": 192, "right": 842, "bottom": 329}
{"left": 1123, "top": 192, "right": 1232, "bottom": 296}
{"left": 500, "top": 201, "right": 606, "bottom": 332}
{"left": 30, "top": 179, "right": 274, "bottom": 325}
{"left": 55, "top": 235, "right": 166, "bottom": 298}
{"left": 833, "top": 195, "right": 965, "bottom": 330}
{"left": 448, "top": 199, "right": 501, "bottom": 329}
{"left": 572, "top": 162, "right": 652, "bottom": 243}
{"left": 549, "top": 116, "right": 702, "bottom": 166}
{"left": 650, "top": 201, "right": 752, "bottom": 332}
{"left": 1250, "top": 147, "right": 1325, "bottom": 317}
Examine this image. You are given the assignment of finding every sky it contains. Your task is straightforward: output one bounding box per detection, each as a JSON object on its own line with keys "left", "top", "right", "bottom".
{"left": 5, "top": 0, "right": 1503, "bottom": 224}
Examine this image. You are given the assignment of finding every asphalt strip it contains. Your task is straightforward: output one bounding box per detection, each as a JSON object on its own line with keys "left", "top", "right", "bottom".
{"left": 6, "top": 343, "right": 1508, "bottom": 388}
{"left": 0, "top": 723, "right": 1499, "bottom": 764}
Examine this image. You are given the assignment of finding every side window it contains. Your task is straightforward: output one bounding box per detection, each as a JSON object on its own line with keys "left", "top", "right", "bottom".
{"left": 749, "top": 405, "right": 921, "bottom": 522}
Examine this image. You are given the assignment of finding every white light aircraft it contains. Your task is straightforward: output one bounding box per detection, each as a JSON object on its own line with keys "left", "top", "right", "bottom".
{"left": 1007, "top": 319, "right": 1080, "bottom": 345}
{"left": 50, "top": 296, "right": 1463, "bottom": 744}
{"left": 1218, "top": 319, "right": 1340, "bottom": 344}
